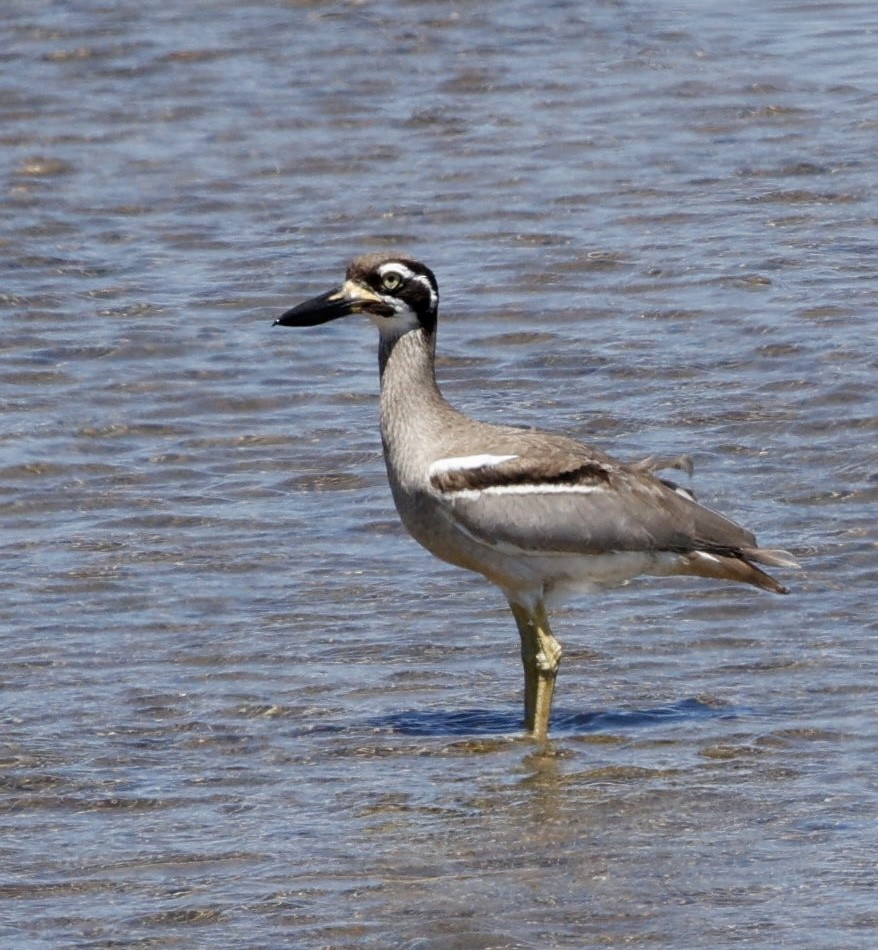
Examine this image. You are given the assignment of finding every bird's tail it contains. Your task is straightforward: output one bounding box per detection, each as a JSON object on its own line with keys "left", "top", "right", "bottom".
{"left": 681, "top": 547, "right": 800, "bottom": 595}
{"left": 743, "top": 547, "right": 801, "bottom": 569}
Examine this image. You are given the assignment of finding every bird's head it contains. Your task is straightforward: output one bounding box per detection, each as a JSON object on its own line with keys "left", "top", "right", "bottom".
{"left": 274, "top": 254, "right": 439, "bottom": 336}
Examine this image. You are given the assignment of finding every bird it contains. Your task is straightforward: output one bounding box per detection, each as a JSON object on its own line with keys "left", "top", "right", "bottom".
{"left": 273, "top": 253, "right": 798, "bottom": 740}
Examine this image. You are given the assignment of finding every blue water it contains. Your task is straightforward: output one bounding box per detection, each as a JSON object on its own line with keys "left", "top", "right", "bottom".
{"left": 2, "top": 1, "right": 876, "bottom": 947}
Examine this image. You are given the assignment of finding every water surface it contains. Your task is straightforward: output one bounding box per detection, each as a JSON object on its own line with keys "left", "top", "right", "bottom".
{"left": 2, "top": 1, "right": 876, "bottom": 947}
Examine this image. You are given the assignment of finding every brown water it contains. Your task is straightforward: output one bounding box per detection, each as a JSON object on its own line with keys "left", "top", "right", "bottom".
{"left": 2, "top": 1, "right": 877, "bottom": 947}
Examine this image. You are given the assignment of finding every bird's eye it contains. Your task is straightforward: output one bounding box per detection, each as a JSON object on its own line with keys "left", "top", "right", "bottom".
{"left": 382, "top": 271, "right": 404, "bottom": 291}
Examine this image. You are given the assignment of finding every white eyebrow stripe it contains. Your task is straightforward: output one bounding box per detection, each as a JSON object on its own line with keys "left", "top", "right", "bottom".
{"left": 412, "top": 274, "right": 438, "bottom": 307}
{"left": 428, "top": 454, "right": 519, "bottom": 478}
{"left": 378, "top": 262, "right": 438, "bottom": 308}
{"left": 378, "top": 261, "right": 415, "bottom": 280}
{"left": 446, "top": 484, "right": 608, "bottom": 499}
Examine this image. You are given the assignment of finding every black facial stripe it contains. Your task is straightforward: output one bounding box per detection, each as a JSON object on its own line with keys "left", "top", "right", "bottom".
{"left": 399, "top": 274, "right": 433, "bottom": 314}
{"left": 346, "top": 254, "right": 440, "bottom": 331}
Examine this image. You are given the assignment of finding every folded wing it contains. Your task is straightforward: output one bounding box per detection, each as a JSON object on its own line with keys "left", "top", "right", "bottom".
{"left": 428, "top": 445, "right": 797, "bottom": 593}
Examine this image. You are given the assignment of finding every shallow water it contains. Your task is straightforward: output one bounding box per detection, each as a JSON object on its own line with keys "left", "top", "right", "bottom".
{"left": 2, "top": 1, "right": 877, "bottom": 947}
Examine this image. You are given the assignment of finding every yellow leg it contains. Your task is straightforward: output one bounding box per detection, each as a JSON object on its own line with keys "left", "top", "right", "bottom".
{"left": 509, "top": 600, "right": 563, "bottom": 740}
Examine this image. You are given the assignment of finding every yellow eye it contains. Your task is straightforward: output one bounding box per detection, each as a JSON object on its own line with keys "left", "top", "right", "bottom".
{"left": 382, "top": 272, "right": 403, "bottom": 291}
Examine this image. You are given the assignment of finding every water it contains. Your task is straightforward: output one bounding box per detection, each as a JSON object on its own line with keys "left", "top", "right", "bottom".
{"left": 2, "top": 1, "right": 876, "bottom": 947}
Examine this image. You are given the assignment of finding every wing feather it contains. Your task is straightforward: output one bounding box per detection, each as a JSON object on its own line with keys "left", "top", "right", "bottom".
{"left": 430, "top": 448, "right": 758, "bottom": 557}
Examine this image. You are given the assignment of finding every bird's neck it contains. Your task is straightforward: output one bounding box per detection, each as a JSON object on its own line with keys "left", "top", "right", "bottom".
{"left": 377, "top": 327, "right": 457, "bottom": 467}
